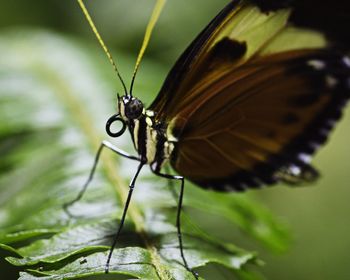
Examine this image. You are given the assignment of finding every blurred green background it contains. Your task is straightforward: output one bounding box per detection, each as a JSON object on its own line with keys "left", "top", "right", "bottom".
{"left": 0, "top": 0, "right": 349, "bottom": 279}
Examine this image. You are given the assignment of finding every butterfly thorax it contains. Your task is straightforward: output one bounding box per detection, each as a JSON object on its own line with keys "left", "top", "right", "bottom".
{"left": 119, "top": 98, "right": 175, "bottom": 171}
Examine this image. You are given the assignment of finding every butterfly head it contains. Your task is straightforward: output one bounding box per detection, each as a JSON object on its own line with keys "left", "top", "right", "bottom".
{"left": 105, "top": 94, "right": 144, "bottom": 138}
{"left": 119, "top": 94, "right": 144, "bottom": 120}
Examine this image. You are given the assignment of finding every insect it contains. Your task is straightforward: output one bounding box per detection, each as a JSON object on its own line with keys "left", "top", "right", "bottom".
{"left": 66, "top": 0, "right": 350, "bottom": 278}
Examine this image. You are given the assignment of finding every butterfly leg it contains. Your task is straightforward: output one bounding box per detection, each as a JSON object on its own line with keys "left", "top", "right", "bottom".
{"left": 152, "top": 169, "right": 199, "bottom": 279}
{"left": 105, "top": 161, "right": 145, "bottom": 273}
{"left": 63, "top": 140, "right": 140, "bottom": 215}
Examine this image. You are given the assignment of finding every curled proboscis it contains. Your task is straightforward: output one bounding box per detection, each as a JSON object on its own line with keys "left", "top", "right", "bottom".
{"left": 105, "top": 114, "right": 127, "bottom": 137}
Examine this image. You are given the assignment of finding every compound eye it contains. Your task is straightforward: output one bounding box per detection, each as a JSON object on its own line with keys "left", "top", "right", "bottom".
{"left": 125, "top": 98, "right": 143, "bottom": 119}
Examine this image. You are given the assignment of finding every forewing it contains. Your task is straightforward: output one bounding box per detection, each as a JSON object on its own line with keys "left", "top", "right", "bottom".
{"left": 149, "top": 0, "right": 350, "bottom": 190}
{"left": 149, "top": 0, "right": 337, "bottom": 122}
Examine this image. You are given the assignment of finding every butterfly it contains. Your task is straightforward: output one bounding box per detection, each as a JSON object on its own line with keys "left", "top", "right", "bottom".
{"left": 68, "top": 0, "right": 350, "bottom": 278}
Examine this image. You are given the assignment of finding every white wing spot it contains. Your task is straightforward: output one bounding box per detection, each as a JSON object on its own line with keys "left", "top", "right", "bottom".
{"left": 290, "top": 165, "right": 301, "bottom": 176}
{"left": 307, "top": 60, "right": 326, "bottom": 70}
{"left": 343, "top": 56, "right": 350, "bottom": 68}
{"left": 325, "top": 75, "right": 338, "bottom": 89}
{"left": 298, "top": 153, "right": 312, "bottom": 164}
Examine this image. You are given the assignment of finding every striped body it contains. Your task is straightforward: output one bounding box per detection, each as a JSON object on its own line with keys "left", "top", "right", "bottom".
{"left": 119, "top": 100, "right": 175, "bottom": 171}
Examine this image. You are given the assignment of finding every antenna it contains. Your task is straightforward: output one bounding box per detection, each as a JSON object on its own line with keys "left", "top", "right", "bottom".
{"left": 129, "top": 0, "right": 166, "bottom": 97}
{"left": 76, "top": 0, "right": 128, "bottom": 95}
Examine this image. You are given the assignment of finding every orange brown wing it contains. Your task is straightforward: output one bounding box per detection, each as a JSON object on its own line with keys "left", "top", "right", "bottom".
{"left": 149, "top": 0, "right": 350, "bottom": 191}
{"left": 170, "top": 50, "right": 350, "bottom": 191}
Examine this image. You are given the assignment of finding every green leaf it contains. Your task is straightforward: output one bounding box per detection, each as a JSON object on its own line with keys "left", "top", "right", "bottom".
{"left": 20, "top": 249, "right": 161, "bottom": 280}
{"left": 0, "top": 29, "right": 289, "bottom": 279}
